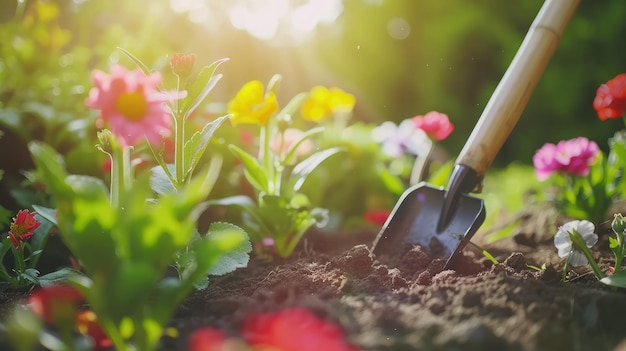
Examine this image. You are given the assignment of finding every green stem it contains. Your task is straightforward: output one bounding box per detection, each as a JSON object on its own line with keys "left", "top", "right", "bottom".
{"left": 569, "top": 229, "right": 605, "bottom": 279}
{"left": 14, "top": 0, "right": 26, "bottom": 20}
{"left": 175, "top": 113, "right": 185, "bottom": 189}
{"left": 260, "top": 125, "right": 274, "bottom": 195}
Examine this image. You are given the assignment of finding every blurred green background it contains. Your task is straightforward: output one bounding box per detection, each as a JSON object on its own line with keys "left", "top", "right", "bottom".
{"left": 1, "top": 0, "right": 625, "bottom": 214}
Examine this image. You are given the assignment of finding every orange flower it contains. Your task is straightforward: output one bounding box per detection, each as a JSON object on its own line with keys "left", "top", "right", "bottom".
{"left": 228, "top": 80, "right": 279, "bottom": 126}
{"left": 170, "top": 53, "right": 196, "bottom": 79}
{"left": 301, "top": 86, "right": 355, "bottom": 123}
{"left": 7, "top": 209, "right": 41, "bottom": 250}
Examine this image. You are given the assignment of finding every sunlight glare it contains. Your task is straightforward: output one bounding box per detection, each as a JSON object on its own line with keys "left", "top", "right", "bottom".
{"left": 170, "top": 0, "right": 344, "bottom": 44}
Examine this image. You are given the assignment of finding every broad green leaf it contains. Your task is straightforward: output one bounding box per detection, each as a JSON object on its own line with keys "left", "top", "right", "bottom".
{"left": 32, "top": 205, "right": 58, "bottom": 226}
{"left": 28, "top": 141, "right": 71, "bottom": 196}
{"left": 206, "top": 222, "right": 251, "bottom": 276}
{"left": 290, "top": 147, "right": 343, "bottom": 191}
{"left": 183, "top": 114, "right": 230, "bottom": 180}
{"left": 600, "top": 269, "right": 626, "bottom": 288}
{"left": 179, "top": 58, "right": 229, "bottom": 119}
{"left": 38, "top": 268, "right": 81, "bottom": 286}
{"left": 229, "top": 144, "right": 269, "bottom": 193}
{"left": 150, "top": 164, "right": 177, "bottom": 195}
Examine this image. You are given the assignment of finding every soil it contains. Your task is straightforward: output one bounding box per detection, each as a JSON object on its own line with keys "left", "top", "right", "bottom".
{"left": 2, "top": 207, "right": 626, "bottom": 351}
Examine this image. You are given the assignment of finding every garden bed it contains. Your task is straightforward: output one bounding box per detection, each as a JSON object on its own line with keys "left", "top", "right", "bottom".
{"left": 162, "top": 212, "right": 626, "bottom": 351}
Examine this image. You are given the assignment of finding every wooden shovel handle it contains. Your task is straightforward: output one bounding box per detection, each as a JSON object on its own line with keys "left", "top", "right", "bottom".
{"left": 456, "top": 0, "right": 580, "bottom": 177}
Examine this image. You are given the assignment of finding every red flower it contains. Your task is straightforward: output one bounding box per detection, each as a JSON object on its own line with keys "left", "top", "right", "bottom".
{"left": 28, "top": 284, "right": 84, "bottom": 325}
{"left": 7, "top": 209, "right": 41, "bottom": 249}
{"left": 412, "top": 111, "right": 454, "bottom": 141}
{"left": 593, "top": 73, "right": 626, "bottom": 121}
{"left": 242, "top": 307, "right": 359, "bottom": 351}
{"left": 363, "top": 210, "right": 391, "bottom": 226}
{"left": 188, "top": 327, "right": 228, "bottom": 351}
{"left": 75, "top": 310, "right": 112, "bottom": 351}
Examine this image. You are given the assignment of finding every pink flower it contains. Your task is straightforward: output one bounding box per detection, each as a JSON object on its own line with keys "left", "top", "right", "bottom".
{"left": 593, "top": 73, "right": 626, "bottom": 121}
{"left": 272, "top": 128, "right": 314, "bottom": 161}
{"left": 242, "top": 307, "right": 359, "bottom": 351}
{"left": 86, "top": 64, "right": 186, "bottom": 147}
{"left": 8, "top": 209, "right": 41, "bottom": 250}
{"left": 533, "top": 137, "right": 600, "bottom": 181}
{"left": 412, "top": 111, "right": 454, "bottom": 141}
{"left": 188, "top": 327, "right": 229, "bottom": 351}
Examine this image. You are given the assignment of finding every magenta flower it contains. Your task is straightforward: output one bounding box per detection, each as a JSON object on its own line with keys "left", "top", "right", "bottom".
{"left": 86, "top": 64, "right": 186, "bottom": 147}
{"left": 412, "top": 111, "right": 454, "bottom": 141}
{"left": 593, "top": 73, "right": 626, "bottom": 121}
{"left": 242, "top": 307, "right": 359, "bottom": 351}
{"left": 533, "top": 137, "right": 600, "bottom": 181}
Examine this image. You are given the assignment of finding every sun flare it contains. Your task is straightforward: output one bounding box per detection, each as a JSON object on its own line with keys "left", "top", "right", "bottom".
{"left": 170, "top": 0, "right": 343, "bottom": 43}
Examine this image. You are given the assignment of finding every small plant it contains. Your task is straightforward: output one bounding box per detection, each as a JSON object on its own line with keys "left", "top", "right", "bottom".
{"left": 212, "top": 76, "right": 351, "bottom": 258}
{"left": 533, "top": 73, "right": 626, "bottom": 225}
{"left": 14, "top": 51, "right": 251, "bottom": 351}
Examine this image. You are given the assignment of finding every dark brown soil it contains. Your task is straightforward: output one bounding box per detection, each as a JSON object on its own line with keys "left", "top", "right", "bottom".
{"left": 2, "top": 213, "right": 626, "bottom": 351}
{"left": 165, "top": 219, "right": 626, "bottom": 351}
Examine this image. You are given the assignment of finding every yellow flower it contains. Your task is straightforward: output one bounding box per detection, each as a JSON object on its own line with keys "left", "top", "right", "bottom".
{"left": 228, "top": 81, "right": 279, "bottom": 126}
{"left": 300, "top": 86, "right": 355, "bottom": 123}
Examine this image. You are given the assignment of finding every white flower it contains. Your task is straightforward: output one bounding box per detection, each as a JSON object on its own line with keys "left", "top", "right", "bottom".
{"left": 554, "top": 220, "right": 598, "bottom": 267}
{"left": 372, "top": 119, "right": 430, "bottom": 158}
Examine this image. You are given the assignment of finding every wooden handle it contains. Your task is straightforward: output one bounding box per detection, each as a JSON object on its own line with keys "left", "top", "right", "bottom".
{"left": 456, "top": 0, "right": 579, "bottom": 176}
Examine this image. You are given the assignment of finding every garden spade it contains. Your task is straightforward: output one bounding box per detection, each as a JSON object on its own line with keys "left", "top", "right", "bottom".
{"left": 372, "top": 0, "right": 580, "bottom": 268}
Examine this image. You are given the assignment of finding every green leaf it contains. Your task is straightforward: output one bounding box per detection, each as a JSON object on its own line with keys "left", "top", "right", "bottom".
{"left": 609, "top": 236, "right": 619, "bottom": 249}
{"left": 600, "top": 269, "right": 626, "bottom": 288}
{"left": 205, "top": 222, "right": 251, "bottom": 276}
{"left": 282, "top": 126, "right": 324, "bottom": 165}
{"left": 183, "top": 114, "right": 230, "bottom": 181}
{"left": 117, "top": 47, "right": 152, "bottom": 76}
{"left": 38, "top": 268, "right": 81, "bottom": 287}
{"left": 150, "top": 164, "right": 177, "bottom": 195}
{"left": 28, "top": 141, "right": 71, "bottom": 196}
{"left": 290, "top": 147, "right": 343, "bottom": 192}
{"left": 229, "top": 145, "right": 269, "bottom": 193}
{"left": 32, "top": 205, "right": 58, "bottom": 226}
{"left": 179, "top": 58, "right": 229, "bottom": 119}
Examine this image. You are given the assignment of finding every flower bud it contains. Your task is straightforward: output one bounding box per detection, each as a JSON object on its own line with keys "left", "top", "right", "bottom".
{"left": 612, "top": 213, "right": 626, "bottom": 236}
{"left": 170, "top": 53, "right": 196, "bottom": 79}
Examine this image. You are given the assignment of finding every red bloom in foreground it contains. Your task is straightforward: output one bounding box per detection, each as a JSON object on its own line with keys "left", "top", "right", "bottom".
{"left": 7, "top": 209, "right": 41, "bottom": 249}
{"left": 86, "top": 64, "right": 186, "bottom": 147}
{"left": 188, "top": 327, "right": 229, "bottom": 351}
{"left": 28, "top": 284, "right": 84, "bottom": 325}
{"left": 412, "top": 111, "right": 454, "bottom": 141}
{"left": 76, "top": 310, "right": 112, "bottom": 351}
{"left": 593, "top": 73, "right": 626, "bottom": 121}
{"left": 363, "top": 210, "right": 391, "bottom": 227}
{"left": 242, "top": 307, "right": 359, "bottom": 351}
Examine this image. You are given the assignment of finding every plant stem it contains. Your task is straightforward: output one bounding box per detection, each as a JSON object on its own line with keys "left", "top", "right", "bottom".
{"left": 175, "top": 113, "right": 185, "bottom": 189}
{"left": 569, "top": 230, "right": 605, "bottom": 279}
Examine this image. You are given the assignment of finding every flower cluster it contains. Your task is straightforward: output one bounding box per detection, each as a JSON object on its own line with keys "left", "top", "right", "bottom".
{"left": 189, "top": 307, "right": 358, "bottom": 351}
{"left": 532, "top": 137, "right": 599, "bottom": 181}
{"left": 214, "top": 76, "right": 353, "bottom": 258}
{"left": 532, "top": 73, "right": 626, "bottom": 225}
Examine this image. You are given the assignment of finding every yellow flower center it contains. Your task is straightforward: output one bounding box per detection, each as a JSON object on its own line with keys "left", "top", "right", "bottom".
{"left": 115, "top": 92, "right": 148, "bottom": 121}
{"left": 10, "top": 223, "right": 28, "bottom": 237}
